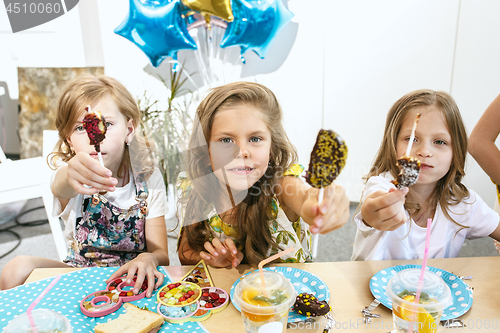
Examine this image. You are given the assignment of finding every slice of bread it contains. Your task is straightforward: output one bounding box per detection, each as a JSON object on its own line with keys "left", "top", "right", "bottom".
{"left": 94, "top": 303, "right": 164, "bottom": 333}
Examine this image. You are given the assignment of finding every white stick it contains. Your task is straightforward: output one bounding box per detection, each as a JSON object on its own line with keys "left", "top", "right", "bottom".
{"left": 312, "top": 187, "right": 324, "bottom": 259}
{"left": 98, "top": 152, "right": 104, "bottom": 167}
{"left": 405, "top": 114, "right": 420, "bottom": 157}
{"left": 318, "top": 187, "right": 324, "bottom": 204}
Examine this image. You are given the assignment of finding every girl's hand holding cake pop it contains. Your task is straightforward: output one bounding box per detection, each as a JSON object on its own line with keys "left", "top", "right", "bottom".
{"left": 360, "top": 187, "right": 408, "bottom": 231}
{"left": 66, "top": 151, "right": 117, "bottom": 195}
{"left": 359, "top": 114, "right": 420, "bottom": 231}
{"left": 298, "top": 182, "right": 349, "bottom": 234}
{"left": 299, "top": 129, "right": 349, "bottom": 234}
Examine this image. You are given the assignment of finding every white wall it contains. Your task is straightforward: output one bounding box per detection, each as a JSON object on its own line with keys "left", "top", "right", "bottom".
{"left": 1, "top": 0, "right": 500, "bottom": 207}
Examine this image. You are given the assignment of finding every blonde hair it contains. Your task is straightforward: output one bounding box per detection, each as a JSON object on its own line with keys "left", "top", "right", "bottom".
{"left": 366, "top": 89, "right": 469, "bottom": 227}
{"left": 50, "top": 73, "right": 154, "bottom": 178}
{"left": 179, "top": 81, "right": 298, "bottom": 266}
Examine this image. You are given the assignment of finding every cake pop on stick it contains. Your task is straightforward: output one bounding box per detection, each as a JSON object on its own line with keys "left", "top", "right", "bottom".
{"left": 305, "top": 130, "right": 348, "bottom": 190}
{"left": 83, "top": 105, "right": 107, "bottom": 167}
{"left": 392, "top": 114, "right": 421, "bottom": 190}
{"left": 305, "top": 130, "right": 348, "bottom": 255}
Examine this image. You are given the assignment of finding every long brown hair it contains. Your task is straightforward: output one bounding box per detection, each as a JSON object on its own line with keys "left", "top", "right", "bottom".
{"left": 365, "top": 89, "right": 469, "bottom": 227}
{"left": 178, "top": 81, "right": 298, "bottom": 266}
{"left": 50, "top": 73, "right": 154, "bottom": 178}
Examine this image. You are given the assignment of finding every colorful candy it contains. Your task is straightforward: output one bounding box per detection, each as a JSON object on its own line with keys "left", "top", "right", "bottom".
{"left": 181, "top": 260, "right": 213, "bottom": 288}
{"left": 199, "top": 287, "right": 228, "bottom": 309}
{"left": 158, "top": 282, "right": 201, "bottom": 306}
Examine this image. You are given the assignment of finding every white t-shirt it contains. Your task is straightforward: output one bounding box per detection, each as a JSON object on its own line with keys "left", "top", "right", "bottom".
{"left": 351, "top": 172, "right": 499, "bottom": 261}
{"left": 51, "top": 167, "right": 168, "bottom": 245}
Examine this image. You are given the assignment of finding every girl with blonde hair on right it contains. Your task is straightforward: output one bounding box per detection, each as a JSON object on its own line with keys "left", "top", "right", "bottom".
{"left": 351, "top": 89, "right": 500, "bottom": 261}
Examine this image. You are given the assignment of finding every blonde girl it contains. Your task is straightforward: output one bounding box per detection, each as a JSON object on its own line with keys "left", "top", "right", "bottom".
{"left": 177, "top": 81, "right": 349, "bottom": 267}
{"left": 352, "top": 89, "right": 500, "bottom": 261}
{"left": 0, "top": 74, "right": 169, "bottom": 295}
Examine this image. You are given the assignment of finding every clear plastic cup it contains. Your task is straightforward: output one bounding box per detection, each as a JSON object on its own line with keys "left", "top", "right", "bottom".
{"left": 3, "top": 309, "right": 73, "bottom": 333}
{"left": 233, "top": 271, "right": 296, "bottom": 333}
{"left": 387, "top": 269, "right": 452, "bottom": 333}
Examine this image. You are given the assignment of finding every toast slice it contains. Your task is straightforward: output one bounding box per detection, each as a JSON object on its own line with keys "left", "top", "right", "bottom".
{"left": 94, "top": 303, "right": 164, "bottom": 333}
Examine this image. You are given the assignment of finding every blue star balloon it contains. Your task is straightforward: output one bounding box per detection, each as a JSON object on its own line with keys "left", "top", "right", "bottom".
{"left": 115, "top": 0, "right": 197, "bottom": 67}
{"left": 220, "top": 0, "right": 294, "bottom": 59}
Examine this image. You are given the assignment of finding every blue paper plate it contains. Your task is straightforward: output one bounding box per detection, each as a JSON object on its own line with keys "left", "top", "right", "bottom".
{"left": 230, "top": 267, "right": 330, "bottom": 323}
{"left": 369, "top": 265, "right": 473, "bottom": 320}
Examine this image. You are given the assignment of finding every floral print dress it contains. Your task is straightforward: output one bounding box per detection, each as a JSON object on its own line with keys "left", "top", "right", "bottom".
{"left": 178, "top": 164, "right": 312, "bottom": 263}
{"left": 64, "top": 173, "right": 149, "bottom": 267}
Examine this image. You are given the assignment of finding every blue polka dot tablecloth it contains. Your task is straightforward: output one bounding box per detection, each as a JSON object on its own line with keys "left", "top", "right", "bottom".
{"left": 369, "top": 265, "right": 473, "bottom": 321}
{"left": 0, "top": 267, "right": 209, "bottom": 333}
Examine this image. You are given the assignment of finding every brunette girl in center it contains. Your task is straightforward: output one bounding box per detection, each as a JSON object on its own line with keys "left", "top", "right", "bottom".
{"left": 177, "top": 82, "right": 350, "bottom": 267}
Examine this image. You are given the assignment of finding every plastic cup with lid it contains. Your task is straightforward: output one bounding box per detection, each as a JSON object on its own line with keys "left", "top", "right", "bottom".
{"left": 4, "top": 309, "right": 73, "bottom": 333}
{"left": 233, "top": 270, "right": 296, "bottom": 333}
{"left": 387, "top": 268, "right": 452, "bottom": 333}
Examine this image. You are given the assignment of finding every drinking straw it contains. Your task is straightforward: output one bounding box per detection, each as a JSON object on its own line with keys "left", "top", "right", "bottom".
{"left": 408, "top": 218, "right": 432, "bottom": 333}
{"left": 258, "top": 247, "right": 294, "bottom": 298}
{"left": 405, "top": 114, "right": 421, "bottom": 157}
{"left": 415, "top": 218, "right": 432, "bottom": 305}
{"left": 26, "top": 275, "right": 61, "bottom": 333}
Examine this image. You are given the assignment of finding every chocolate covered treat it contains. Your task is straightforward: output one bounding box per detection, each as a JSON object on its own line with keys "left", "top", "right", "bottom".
{"left": 392, "top": 113, "right": 421, "bottom": 190}
{"left": 83, "top": 105, "right": 107, "bottom": 152}
{"left": 305, "top": 129, "right": 348, "bottom": 188}
{"left": 293, "top": 293, "right": 331, "bottom": 317}
{"left": 392, "top": 156, "right": 421, "bottom": 189}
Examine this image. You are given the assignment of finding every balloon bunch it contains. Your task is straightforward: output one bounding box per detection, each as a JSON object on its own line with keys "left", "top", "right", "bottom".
{"left": 114, "top": 0, "right": 294, "bottom": 68}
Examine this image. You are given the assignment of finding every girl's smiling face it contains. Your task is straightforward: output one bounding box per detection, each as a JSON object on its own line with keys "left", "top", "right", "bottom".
{"left": 67, "top": 95, "right": 134, "bottom": 176}
{"left": 209, "top": 104, "right": 272, "bottom": 192}
{"left": 396, "top": 106, "right": 453, "bottom": 190}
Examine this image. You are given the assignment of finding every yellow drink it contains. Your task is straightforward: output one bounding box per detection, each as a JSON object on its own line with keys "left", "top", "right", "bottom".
{"left": 233, "top": 271, "right": 296, "bottom": 333}
{"left": 392, "top": 295, "right": 441, "bottom": 333}
{"left": 387, "top": 269, "right": 451, "bottom": 333}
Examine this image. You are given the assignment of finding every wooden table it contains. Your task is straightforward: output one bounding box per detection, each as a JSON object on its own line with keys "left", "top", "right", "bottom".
{"left": 26, "top": 256, "right": 500, "bottom": 332}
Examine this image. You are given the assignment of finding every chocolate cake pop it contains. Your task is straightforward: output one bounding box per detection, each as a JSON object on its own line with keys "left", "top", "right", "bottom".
{"left": 392, "top": 156, "right": 421, "bottom": 189}
{"left": 305, "top": 129, "right": 347, "bottom": 188}
{"left": 392, "top": 114, "right": 421, "bottom": 189}
{"left": 83, "top": 105, "right": 107, "bottom": 153}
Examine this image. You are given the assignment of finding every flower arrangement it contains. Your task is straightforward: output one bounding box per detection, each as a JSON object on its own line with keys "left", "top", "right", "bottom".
{"left": 139, "top": 64, "right": 195, "bottom": 199}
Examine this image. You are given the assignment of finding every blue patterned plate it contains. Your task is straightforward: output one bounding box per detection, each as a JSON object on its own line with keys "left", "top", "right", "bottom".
{"left": 369, "top": 265, "right": 473, "bottom": 320}
{"left": 230, "top": 267, "right": 330, "bottom": 323}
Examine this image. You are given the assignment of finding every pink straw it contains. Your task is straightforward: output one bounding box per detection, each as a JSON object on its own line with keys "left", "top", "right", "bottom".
{"left": 414, "top": 218, "right": 432, "bottom": 304}
{"left": 26, "top": 275, "right": 61, "bottom": 333}
{"left": 258, "top": 247, "right": 294, "bottom": 298}
{"left": 408, "top": 218, "right": 432, "bottom": 333}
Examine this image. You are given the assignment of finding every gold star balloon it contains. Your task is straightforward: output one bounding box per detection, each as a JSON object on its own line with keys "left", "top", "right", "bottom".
{"left": 181, "top": 0, "right": 234, "bottom": 22}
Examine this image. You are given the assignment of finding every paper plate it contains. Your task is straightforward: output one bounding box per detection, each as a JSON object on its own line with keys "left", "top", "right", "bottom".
{"left": 230, "top": 266, "right": 330, "bottom": 323}
{"left": 369, "top": 265, "right": 473, "bottom": 320}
